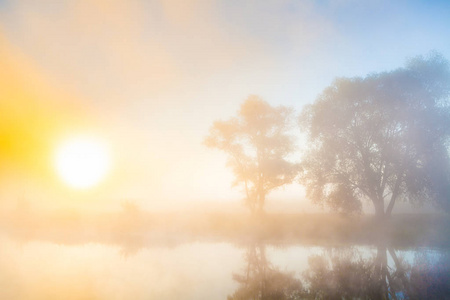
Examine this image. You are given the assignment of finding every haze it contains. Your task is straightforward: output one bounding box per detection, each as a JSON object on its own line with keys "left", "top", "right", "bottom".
{"left": 2, "top": 0, "right": 449, "bottom": 213}
{"left": 1, "top": 1, "right": 450, "bottom": 299}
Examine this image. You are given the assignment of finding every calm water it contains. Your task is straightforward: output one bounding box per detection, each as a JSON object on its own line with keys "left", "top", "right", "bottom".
{"left": 0, "top": 233, "right": 448, "bottom": 299}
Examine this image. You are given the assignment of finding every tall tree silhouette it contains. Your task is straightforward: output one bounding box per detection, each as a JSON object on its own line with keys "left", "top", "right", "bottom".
{"left": 300, "top": 53, "right": 450, "bottom": 218}
{"left": 205, "top": 96, "right": 298, "bottom": 214}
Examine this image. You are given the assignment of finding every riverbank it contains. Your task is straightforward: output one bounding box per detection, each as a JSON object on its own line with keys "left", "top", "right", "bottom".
{"left": 1, "top": 209, "right": 449, "bottom": 248}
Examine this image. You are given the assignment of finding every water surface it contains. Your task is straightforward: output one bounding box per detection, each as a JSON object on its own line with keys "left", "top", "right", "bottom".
{"left": 0, "top": 233, "right": 448, "bottom": 299}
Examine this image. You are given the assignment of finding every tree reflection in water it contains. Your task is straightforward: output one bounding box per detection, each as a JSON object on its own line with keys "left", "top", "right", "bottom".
{"left": 230, "top": 242, "right": 450, "bottom": 300}
{"left": 228, "top": 243, "right": 306, "bottom": 300}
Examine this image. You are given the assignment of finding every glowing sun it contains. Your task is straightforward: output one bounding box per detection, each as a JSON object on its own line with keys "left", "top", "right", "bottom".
{"left": 55, "top": 136, "right": 111, "bottom": 189}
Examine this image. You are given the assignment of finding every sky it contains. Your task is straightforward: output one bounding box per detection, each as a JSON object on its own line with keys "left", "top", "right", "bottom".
{"left": 0, "top": 0, "right": 449, "bottom": 213}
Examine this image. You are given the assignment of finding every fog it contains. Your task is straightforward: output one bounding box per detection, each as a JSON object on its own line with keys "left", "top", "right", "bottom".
{"left": 1, "top": 1, "right": 450, "bottom": 299}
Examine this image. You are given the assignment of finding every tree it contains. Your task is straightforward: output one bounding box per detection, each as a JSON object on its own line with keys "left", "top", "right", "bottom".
{"left": 229, "top": 243, "right": 305, "bottom": 300}
{"left": 300, "top": 53, "right": 450, "bottom": 218}
{"left": 205, "top": 96, "right": 298, "bottom": 214}
{"left": 304, "top": 245, "right": 450, "bottom": 299}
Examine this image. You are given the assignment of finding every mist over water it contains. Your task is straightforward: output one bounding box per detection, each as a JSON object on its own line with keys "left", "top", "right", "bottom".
{"left": 0, "top": 210, "right": 449, "bottom": 299}
{"left": 0, "top": 227, "right": 448, "bottom": 299}
{"left": 1, "top": 1, "right": 450, "bottom": 299}
{"left": 0, "top": 236, "right": 241, "bottom": 300}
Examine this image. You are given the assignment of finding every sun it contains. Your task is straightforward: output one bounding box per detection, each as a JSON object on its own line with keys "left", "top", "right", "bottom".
{"left": 55, "top": 136, "right": 111, "bottom": 189}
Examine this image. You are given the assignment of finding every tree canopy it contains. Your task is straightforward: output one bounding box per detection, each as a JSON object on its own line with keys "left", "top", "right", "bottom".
{"left": 300, "top": 53, "right": 450, "bottom": 217}
{"left": 205, "top": 96, "right": 298, "bottom": 213}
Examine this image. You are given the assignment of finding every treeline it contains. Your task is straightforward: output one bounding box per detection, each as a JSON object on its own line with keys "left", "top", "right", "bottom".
{"left": 206, "top": 53, "right": 450, "bottom": 219}
{"left": 2, "top": 208, "right": 449, "bottom": 248}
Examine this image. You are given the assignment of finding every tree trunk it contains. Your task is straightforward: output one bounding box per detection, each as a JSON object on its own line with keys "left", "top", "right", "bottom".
{"left": 258, "top": 192, "right": 265, "bottom": 213}
{"left": 388, "top": 247, "right": 413, "bottom": 298}
{"left": 386, "top": 173, "right": 402, "bottom": 217}
{"left": 385, "top": 198, "right": 395, "bottom": 218}
{"left": 375, "top": 245, "right": 389, "bottom": 299}
{"left": 373, "top": 197, "right": 385, "bottom": 220}
{"left": 385, "top": 185, "right": 400, "bottom": 217}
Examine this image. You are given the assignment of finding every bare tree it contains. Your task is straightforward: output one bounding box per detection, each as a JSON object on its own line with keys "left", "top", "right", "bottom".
{"left": 205, "top": 96, "right": 299, "bottom": 214}
{"left": 300, "top": 53, "right": 450, "bottom": 219}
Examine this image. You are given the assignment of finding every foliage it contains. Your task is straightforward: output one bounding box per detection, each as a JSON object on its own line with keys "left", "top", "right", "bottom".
{"left": 304, "top": 246, "right": 450, "bottom": 300}
{"left": 304, "top": 250, "right": 385, "bottom": 299}
{"left": 229, "top": 243, "right": 450, "bottom": 300}
{"left": 228, "top": 244, "right": 306, "bottom": 300}
{"left": 205, "top": 96, "right": 299, "bottom": 213}
{"left": 300, "top": 53, "right": 450, "bottom": 217}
